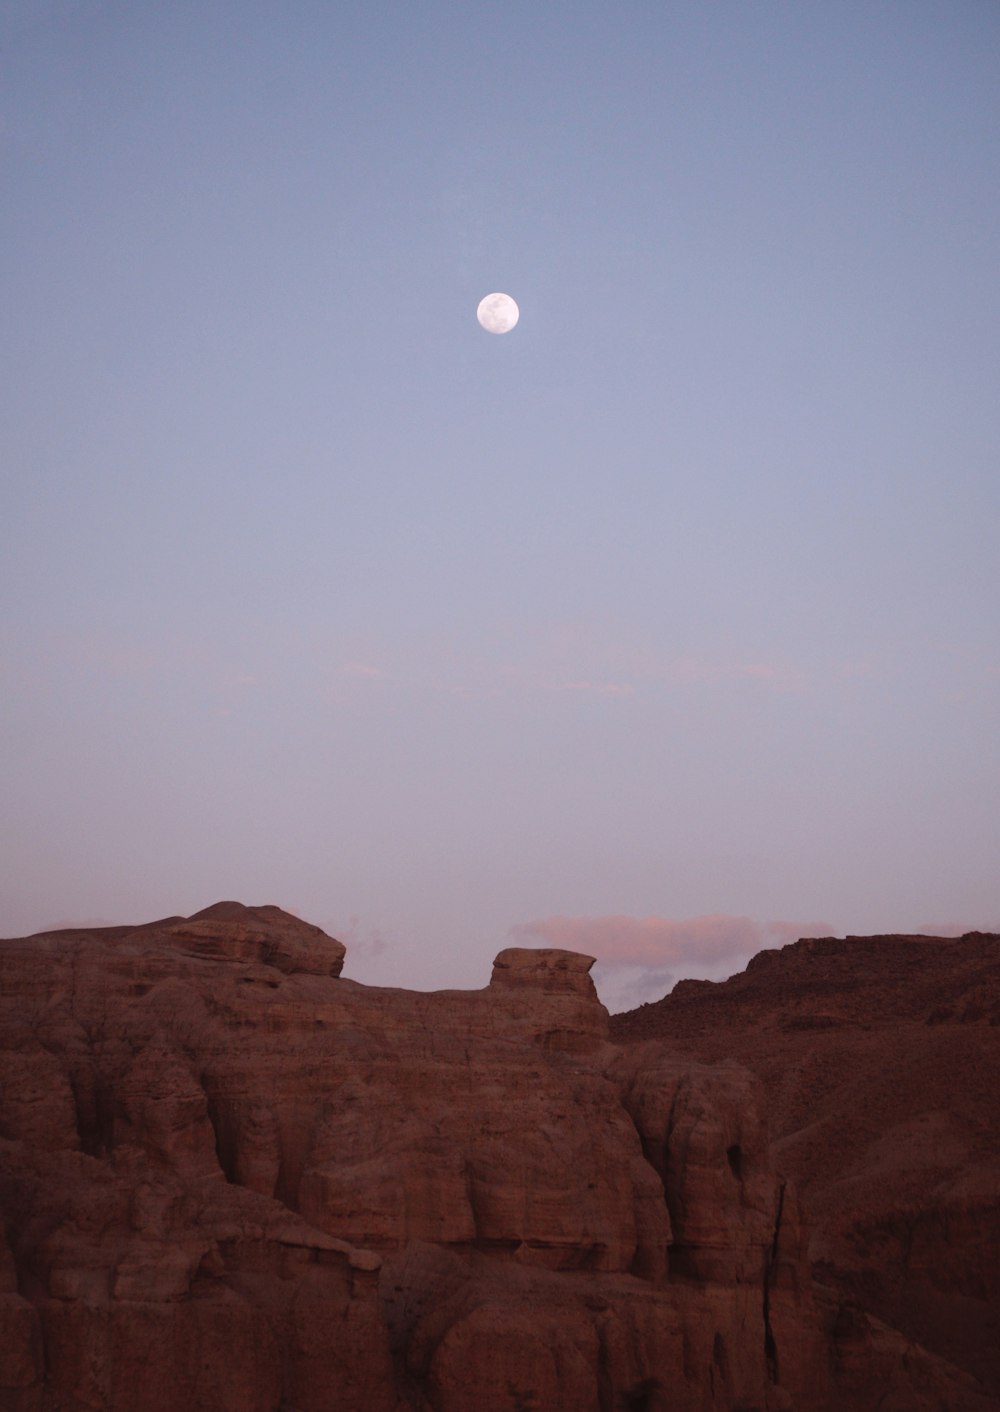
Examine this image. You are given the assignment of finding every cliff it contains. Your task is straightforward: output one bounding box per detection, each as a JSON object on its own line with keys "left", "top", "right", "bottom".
{"left": 613, "top": 931, "right": 1000, "bottom": 1408}
{"left": 0, "top": 905, "right": 994, "bottom": 1410}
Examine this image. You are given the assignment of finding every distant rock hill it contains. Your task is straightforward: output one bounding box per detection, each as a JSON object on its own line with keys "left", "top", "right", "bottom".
{"left": 0, "top": 906, "right": 996, "bottom": 1411}
{"left": 612, "top": 932, "right": 1000, "bottom": 1405}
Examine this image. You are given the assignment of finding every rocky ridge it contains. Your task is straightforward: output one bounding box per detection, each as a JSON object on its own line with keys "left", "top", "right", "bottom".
{"left": 0, "top": 905, "right": 995, "bottom": 1410}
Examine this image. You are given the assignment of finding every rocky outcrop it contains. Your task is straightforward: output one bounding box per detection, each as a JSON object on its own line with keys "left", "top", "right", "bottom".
{"left": 4, "top": 906, "right": 982, "bottom": 1409}
{"left": 0, "top": 902, "right": 804, "bottom": 1410}
{"left": 613, "top": 931, "right": 1000, "bottom": 1409}
{"left": 487, "top": 946, "right": 609, "bottom": 1053}
{"left": 164, "top": 900, "right": 347, "bottom": 975}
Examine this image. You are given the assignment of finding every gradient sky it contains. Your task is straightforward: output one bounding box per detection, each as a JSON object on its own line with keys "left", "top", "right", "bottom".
{"left": 3, "top": 1, "right": 999, "bottom": 1010}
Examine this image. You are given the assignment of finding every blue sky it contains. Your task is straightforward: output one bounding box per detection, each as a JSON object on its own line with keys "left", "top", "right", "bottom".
{"left": 2, "top": 1, "right": 998, "bottom": 1008}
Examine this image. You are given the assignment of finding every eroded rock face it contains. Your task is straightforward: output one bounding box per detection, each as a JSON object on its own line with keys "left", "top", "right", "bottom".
{"left": 1, "top": 903, "right": 835, "bottom": 1410}
{"left": 165, "top": 900, "right": 347, "bottom": 976}
{"left": 613, "top": 932, "right": 1000, "bottom": 1410}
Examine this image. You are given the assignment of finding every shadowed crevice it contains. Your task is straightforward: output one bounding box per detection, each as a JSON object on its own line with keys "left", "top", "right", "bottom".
{"left": 763, "top": 1180, "right": 786, "bottom": 1384}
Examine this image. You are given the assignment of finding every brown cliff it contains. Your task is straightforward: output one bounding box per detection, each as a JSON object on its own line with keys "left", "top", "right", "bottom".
{"left": 0, "top": 905, "right": 992, "bottom": 1409}
{"left": 612, "top": 932, "right": 1000, "bottom": 1409}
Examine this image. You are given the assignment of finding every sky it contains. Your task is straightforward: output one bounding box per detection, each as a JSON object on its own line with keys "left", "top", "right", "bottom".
{"left": 2, "top": 0, "right": 999, "bottom": 1011}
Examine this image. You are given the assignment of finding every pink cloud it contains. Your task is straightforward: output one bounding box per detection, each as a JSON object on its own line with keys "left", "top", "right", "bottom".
{"left": 408, "top": 623, "right": 809, "bottom": 702}
{"left": 310, "top": 624, "right": 814, "bottom": 704}
{"left": 509, "top": 913, "right": 833, "bottom": 969}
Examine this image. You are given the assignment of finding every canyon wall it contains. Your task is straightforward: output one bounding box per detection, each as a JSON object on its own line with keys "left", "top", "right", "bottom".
{"left": 1, "top": 905, "right": 994, "bottom": 1409}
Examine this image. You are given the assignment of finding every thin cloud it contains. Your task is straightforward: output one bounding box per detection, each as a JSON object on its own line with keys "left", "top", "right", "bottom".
{"left": 597, "top": 965, "right": 679, "bottom": 1014}
{"left": 510, "top": 912, "right": 834, "bottom": 1014}
{"left": 510, "top": 913, "right": 760, "bottom": 967}
{"left": 510, "top": 913, "right": 833, "bottom": 970}
{"left": 308, "top": 624, "right": 812, "bottom": 703}
{"left": 333, "top": 914, "right": 391, "bottom": 958}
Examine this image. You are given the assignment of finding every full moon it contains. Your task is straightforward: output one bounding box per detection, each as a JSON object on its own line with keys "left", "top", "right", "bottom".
{"left": 477, "top": 292, "right": 519, "bottom": 334}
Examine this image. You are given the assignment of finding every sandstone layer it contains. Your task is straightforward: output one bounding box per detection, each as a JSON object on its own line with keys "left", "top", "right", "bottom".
{"left": 1, "top": 906, "right": 994, "bottom": 1410}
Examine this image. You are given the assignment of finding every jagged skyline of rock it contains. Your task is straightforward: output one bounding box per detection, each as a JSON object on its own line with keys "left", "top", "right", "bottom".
{"left": 2, "top": 903, "right": 997, "bottom": 1408}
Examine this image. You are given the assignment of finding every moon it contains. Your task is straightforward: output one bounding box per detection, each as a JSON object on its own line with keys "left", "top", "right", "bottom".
{"left": 477, "top": 292, "right": 519, "bottom": 335}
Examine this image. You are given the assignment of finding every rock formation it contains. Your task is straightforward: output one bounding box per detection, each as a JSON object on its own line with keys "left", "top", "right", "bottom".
{"left": 613, "top": 932, "right": 1000, "bottom": 1409}
{"left": 0, "top": 905, "right": 995, "bottom": 1409}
